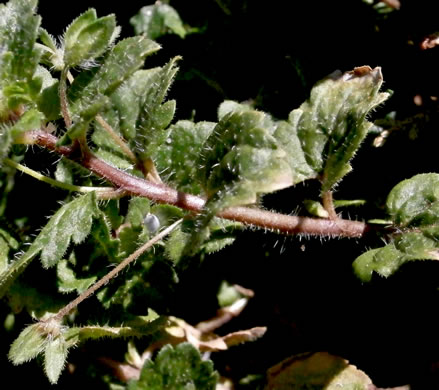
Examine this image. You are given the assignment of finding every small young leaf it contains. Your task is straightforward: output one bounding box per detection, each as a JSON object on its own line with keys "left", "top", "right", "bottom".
{"left": 64, "top": 14, "right": 116, "bottom": 68}
{"left": 303, "top": 199, "right": 330, "bottom": 218}
{"left": 9, "top": 324, "right": 47, "bottom": 365}
{"left": 128, "top": 343, "right": 218, "bottom": 390}
{"left": 44, "top": 337, "right": 69, "bottom": 384}
{"left": 63, "top": 9, "right": 98, "bottom": 52}
{"left": 135, "top": 57, "right": 180, "bottom": 159}
{"left": 130, "top": 3, "right": 187, "bottom": 39}
{"left": 86, "top": 36, "right": 161, "bottom": 98}
{"left": 354, "top": 174, "right": 439, "bottom": 281}
{"left": 386, "top": 173, "right": 439, "bottom": 227}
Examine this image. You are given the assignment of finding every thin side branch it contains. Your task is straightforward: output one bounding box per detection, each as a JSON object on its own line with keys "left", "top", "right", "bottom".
{"left": 22, "top": 130, "right": 369, "bottom": 238}
{"left": 52, "top": 219, "right": 182, "bottom": 321}
{"left": 59, "top": 68, "right": 72, "bottom": 128}
{"left": 95, "top": 115, "right": 138, "bottom": 164}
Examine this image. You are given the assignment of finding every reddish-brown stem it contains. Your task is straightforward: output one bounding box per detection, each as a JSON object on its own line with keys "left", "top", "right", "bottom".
{"left": 23, "top": 130, "right": 369, "bottom": 238}
{"left": 322, "top": 190, "right": 337, "bottom": 220}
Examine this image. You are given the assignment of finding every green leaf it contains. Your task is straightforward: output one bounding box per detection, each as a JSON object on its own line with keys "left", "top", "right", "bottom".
{"left": 63, "top": 9, "right": 98, "bottom": 52}
{"left": 37, "top": 79, "right": 61, "bottom": 121}
{"left": 0, "top": 193, "right": 99, "bottom": 299}
{"left": 0, "top": 0, "right": 41, "bottom": 110}
{"left": 126, "top": 197, "right": 151, "bottom": 227}
{"left": 130, "top": 3, "right": 187, "bottom": 39}
{"left": 0, "top": 228, "right": 18, "bottom": 274}
{"left": 287, "top": 66, "right": 388, "bottom": 192}
{"left": 155, "top": 120, "right": 216, "bottom": 194}
{"left": 37, "top": 193, "right": 100, "bottom": 267}
{"left": 0, "top": 123, "right": 12, "bottom": 162}
{"left": 59, "top": 36, "right": 160, "bottom": 146}
{"left": 57, "top": 259, "right": 97, "bottom": 294}
{"left": 86, "top": 36, "right": 161, "bottom": 98}
{"left": 90, "top": 213, "right": 120, "bottom": 263}
{"left": 128, "top": 343, "right": 218, "bottom": 390}
{"left": 64, "top": 314, "right": 165, "bottom": 345}
{"left": 354, "top": 174, "right": 439, "bottom": 281}
{"left": 34, "top": 65, "right": 57, "bottom": 90}
{"left": 9, "top": 324, "right": 47, "bottom": 365}
{"left": 386, "top": 173, "right": 439, "bottom": 227}
{"left": 273, "top": 120, "right": 317, "bottom": 184}
{"left": 44, "top": 337, "right": 69, "bottom": 384}
{"left": 54, "top": 158, "right": 74, "bottom": 185}
{"left": 9, "top": 108, "right": 44, "bottom": 138}
{"left": 201, "top": 106, "right": 293, "bottom": 211}
{"left": 0, "top": 236, "right": 9, "bottom": 274}
{"left": 303, "top": 199, "right": 330, "bottom": 218}
{"left": 64, "top": 10, "right": 116, "bottom": 67}
{"left": 217, "top": 281, "right": 244, "bottom": 308}
{"left": 135, "top": 57, "right": 180, "bottom": 159}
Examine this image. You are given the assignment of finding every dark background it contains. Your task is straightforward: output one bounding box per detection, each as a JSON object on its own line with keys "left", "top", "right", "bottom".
{"left": 4, "top": 0, "right": 439, "bottom": 388}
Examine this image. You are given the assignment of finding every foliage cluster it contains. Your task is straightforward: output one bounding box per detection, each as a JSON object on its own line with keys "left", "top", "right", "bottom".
{"left": 1, "top": 0, "right": 439, "bottom": 388}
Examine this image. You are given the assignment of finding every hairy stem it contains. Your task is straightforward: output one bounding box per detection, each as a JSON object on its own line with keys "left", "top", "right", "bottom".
{"left": 95, "top": 115, "right": 138, "bottom": 164}
{"left": 22, "top": 130, "right": 369, "bottom": 238}
{"left": 143, "top": 157, "right": 163, "bottom": 184}
{"left": 3, "top": 158, "right": 117, "bottom": 197}
{"left": 59, "top": 68, "right": 72, "bottom": 128}
{"left": 52, "top": 219, "right": 182, "bottom": 321}
{"left": 322, "top": 190, "right": 337, "bottom": 220}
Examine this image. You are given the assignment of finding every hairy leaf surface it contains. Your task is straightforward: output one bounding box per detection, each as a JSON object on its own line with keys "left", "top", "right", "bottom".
{"left": 354, "top": 174, "right": 439, "bottom": 281}
{"left": 44, "top": 337, "right": 69, "bottom": 384}
{"left": 285, "top": 66, "right": 388, "bottom": 192}
{"left": 60, "top": 36, "right": 160, "bottom": 145}
{"left": 0, "top": 0, "right": 41, "bottom": 111}
{"left": 128, "top": 343, "right": 218, "bottom": 390}
{"left": 155, "top": 120, "right": 216, "bottom": 194}
{"left": 64, "top": 10, "right": 116, "bottom": 67}
{"left": 0, "top": 193, "right": 99, "bottom": 298}
{"left": 9, "top": 323, "right": 47, "bottom": 365}
{"left": 130, "top": 3, "right": 187, "bottom": 39}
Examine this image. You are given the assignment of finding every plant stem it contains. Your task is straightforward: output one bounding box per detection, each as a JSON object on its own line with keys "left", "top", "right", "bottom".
{"left": 52, "top": 219, "right": 182, "bottom": 321}
{"left": 95, "top": 115, "right": 138, "bottom": 164}
{"left": 322, "top": 190, "right": 337, "bottom": 220}
{"left": 59, "top": 68, "right": 72, "bottom": 128}
{"left": 3, "top": 158, "right": 119, "bottom": 198}
{"left": 143, "top": 157, "right": 163, "bottom": 183}
{"left": 25, "top": 130, "right": 369, "bottom": 238}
